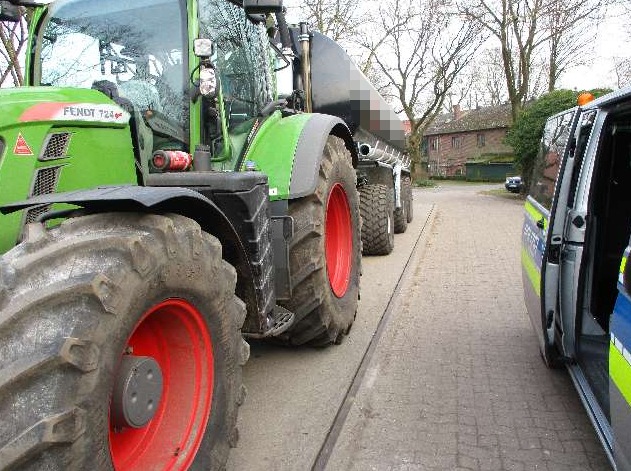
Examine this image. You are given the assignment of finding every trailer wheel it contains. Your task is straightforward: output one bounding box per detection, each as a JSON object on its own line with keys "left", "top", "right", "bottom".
{"left": 359, "top": 183, "right": 395, "bottom": 255}
{"left": 278, "top": 136, "right": 361, "bottom": 346}
{"left": 0, "top": 213, "right": 248, "bottom": 471}
{"left": 393, "top": 190, "right": 408, "bottom": 234}
{"left": 403, "top": 175, "right": 414, "bottom": 223}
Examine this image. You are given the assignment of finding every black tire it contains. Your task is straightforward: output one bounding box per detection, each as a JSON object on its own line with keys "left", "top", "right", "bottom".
{"left": 359, "top": 183, "right": 395, "bottom": 255}
{"left": 393, "top": 184, "right": 408, "bottom": 234}
{"left": 403, "top": 175, "right": 413, "bottom": 223}
{"left": 0, "top": 213, "right": 248, "bottom": 471}
{"left": 277, "top": 136, "right": 361, "bottom": 346}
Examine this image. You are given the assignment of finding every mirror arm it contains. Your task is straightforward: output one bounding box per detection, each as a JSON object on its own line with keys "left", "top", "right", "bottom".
{"left": 275, "top": 9, "right": 292, "bottom": 49}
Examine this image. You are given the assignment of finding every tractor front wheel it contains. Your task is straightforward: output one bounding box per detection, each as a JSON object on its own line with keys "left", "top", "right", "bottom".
{"left": 278, "top": 136, "right": 361, "bottom": 346}
{"left": 0, "top": 213, "right": 248, "bottom": 471}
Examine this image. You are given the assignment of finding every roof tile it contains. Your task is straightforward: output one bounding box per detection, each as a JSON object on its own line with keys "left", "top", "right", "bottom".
{"left": 424, "top": 103, "right": 513, "bottom": 136}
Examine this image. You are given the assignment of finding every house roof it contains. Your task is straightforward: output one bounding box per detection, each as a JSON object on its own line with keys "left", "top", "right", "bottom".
{"left": 424, "top": 103, "right": 513, "bottom": 136}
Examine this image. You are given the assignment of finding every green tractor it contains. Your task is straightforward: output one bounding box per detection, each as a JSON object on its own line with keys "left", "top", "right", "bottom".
{"left": 0, "top": 0, "right": 408, "bottom": 469}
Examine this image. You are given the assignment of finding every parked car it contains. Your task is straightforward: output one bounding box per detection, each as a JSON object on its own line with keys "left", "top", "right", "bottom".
{"left": 504, "top": 175, "right": 522, "bottom": 193}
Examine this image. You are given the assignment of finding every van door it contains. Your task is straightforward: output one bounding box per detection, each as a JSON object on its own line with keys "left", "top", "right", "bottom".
{"left": 610, "top": 245, "right": 631, "bottom": 471}
{"left": 522, "top": 107, "right": 579, "bottom": 366}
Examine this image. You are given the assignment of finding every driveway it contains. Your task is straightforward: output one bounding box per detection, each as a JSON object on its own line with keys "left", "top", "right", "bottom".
{"left": 228, "top": 183, "right": 609, "bottom": 471}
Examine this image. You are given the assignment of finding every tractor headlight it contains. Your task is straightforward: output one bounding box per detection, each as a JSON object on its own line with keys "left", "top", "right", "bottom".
{"left": 199, "top": 66, "right": 217, "bottom": 98}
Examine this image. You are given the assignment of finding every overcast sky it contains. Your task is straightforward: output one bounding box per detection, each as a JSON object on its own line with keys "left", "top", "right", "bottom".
{"left": 558, "top": 4, "right": 628, "bottom": 91}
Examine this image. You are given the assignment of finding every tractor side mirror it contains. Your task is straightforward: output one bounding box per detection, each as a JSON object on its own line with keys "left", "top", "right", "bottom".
{"left": 243, "top": 0, "right": 283, "bottom": 14}
{"left": 0, "top": 1, "right": 21, "bottom": 22}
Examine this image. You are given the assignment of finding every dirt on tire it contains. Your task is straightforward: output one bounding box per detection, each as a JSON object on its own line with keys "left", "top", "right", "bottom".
{"left": 0, "top": 213, "right": 248, "bottom": 471}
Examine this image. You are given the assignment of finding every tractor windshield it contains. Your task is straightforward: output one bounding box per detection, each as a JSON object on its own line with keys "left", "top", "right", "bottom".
{"left": 36, "top": 0, "right": 189, "bottom": 142}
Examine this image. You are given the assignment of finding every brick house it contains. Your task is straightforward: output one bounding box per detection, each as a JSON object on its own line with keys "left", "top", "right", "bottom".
{"left": 422, "top": 103, "right": 513, "bottom": 177}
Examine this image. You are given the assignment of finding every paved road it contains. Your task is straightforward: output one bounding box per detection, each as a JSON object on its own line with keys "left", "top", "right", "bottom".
{"left": 227, "top": 183, "right": 609, "bottom": 471}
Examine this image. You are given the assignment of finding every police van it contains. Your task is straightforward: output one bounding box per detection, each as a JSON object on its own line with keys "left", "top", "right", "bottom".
{"left": 522, "top": 89, "right": 631, "bottom": 470}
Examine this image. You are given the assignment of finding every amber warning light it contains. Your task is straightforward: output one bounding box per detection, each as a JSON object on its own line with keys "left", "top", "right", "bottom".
{"left": 577, "top": 92, "right": 595, "bottom": 106}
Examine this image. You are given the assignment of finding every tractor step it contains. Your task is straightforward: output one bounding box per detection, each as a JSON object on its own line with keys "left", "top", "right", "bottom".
{"left": 243, "top": 305, "right": 295, "bottom": 339}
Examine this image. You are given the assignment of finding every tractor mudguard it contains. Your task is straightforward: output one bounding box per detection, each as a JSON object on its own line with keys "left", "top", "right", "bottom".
{"left": 1, "top": 185, "right": 272, "bottom": 336}
{"left": 290, "top": 113, "right": 358, "bottom": 199}
{"left": 1, "top": 185, "right": 219, "bottom": 218}
{"left": 244, "top": 112, "right": 357, "bottom": 201}
{"left": 1, "top": 186, "right": 242, "bottom": 272}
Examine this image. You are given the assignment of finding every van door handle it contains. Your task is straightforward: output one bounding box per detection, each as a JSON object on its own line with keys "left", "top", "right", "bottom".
{"left": 536, "top": 218, "right": 545, "bottom": 229}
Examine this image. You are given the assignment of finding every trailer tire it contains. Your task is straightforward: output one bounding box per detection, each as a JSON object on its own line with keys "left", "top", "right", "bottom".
{"left": 278, "top": 136, "right": 361, "bottom": 346}
{"left": 393, "top": 191, "right": 408, "bottom": 234}
{"left": 0, "top": 213, "right": 248, "bottom": 471}
{"left": 359, "top": 184, "right": 395, "bottom": 255}
{"left": 403, "top": 176, "right": 414, "bottom": 223}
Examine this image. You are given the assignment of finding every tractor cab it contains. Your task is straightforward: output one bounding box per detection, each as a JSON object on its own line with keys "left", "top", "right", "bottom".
{"left": 29, "top": 0, "right": 275, "bottom": 174}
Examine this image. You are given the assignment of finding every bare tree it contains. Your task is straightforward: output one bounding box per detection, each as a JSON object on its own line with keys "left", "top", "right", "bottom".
{"left": 450, "top": 48, "right": 507, "bottom": 109}
{"left": 613, "top": 57, "right": 631, "bottom": 88}
{"left": 461, "top": 0, "right": 605, "bottom": 119}
{"left": 544, "top": 0, "right": 603, "bottom": 91}
{"left": 0, "top": 8, "right": 29, "bottom": 87}
{"left": 284, "top": 0, "right": 367, "bottom": 46}
{"left": 362, "top": 0, "right": 483, "bottom": 170}
{"left": 461, "top": 0, "right": 551, "bottom": 121}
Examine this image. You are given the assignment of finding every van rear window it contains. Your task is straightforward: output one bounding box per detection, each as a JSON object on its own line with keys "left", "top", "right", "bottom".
{"left": 530, "top": 110, "right": 575, "bottom": 210}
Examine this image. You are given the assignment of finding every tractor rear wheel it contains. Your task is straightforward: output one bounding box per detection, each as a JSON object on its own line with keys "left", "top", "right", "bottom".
{"left": 278, "top": 136, "right": 361, "bottom": 346}
{"left": 359, "top": 183, "right": 395, "bottom": 255}
{"left": 0, "top": 213, "right": 248, "bottom": 471}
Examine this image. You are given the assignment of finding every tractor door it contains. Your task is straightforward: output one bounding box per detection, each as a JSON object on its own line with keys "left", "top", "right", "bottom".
{"left": 197, "top": 0, "right": 274, "bottom": 170}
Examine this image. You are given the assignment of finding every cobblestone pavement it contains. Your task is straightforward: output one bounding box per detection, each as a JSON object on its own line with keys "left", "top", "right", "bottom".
{"left": 326, "top": 184, "right": 611, "bottom": 471}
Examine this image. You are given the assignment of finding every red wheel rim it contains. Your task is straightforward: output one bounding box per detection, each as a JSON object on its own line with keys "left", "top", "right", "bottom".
{"left": 109, "top": 299, "right": 214, "bottom": 470}
{"left": 326, "top": 183, "right": 353, "bottom": 297}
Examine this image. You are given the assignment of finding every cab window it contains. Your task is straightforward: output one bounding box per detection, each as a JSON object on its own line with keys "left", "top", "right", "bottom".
{"left": 38, "top": 0, "right": 189, "bottom": 150}
{"left": 199, "top": 0, "right": 273, "bottom": 129}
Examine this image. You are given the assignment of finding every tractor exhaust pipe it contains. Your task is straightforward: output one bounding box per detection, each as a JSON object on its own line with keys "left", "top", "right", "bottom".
{"left": 299, "top": 22, "right": 312, "bottom": 113}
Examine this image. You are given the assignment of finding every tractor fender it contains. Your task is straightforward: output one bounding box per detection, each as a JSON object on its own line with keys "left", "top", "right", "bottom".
{"left": 289, "top": 113, "right": 358, "bottom": 199}
{"left": 245, "top": 112, "right": 357, "bottom": 201}
{"left": 1, "top": 187, "right": 237, "bottom": 247}
{"left": 1, "top": 185, "right": 257, "bottom": 324}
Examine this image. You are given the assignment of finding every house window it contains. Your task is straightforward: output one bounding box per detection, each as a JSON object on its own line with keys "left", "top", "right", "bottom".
{"left": 451, "top": 136, "right": 462, "bottom": 149}
{"left": 477, "top": 133, "right": 486, "bottom": 147}
{"left": 431, "top": 136, "right": 440, "bottom": 151}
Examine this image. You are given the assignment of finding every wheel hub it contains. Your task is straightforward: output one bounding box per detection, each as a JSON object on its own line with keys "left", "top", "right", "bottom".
{"left": 111, "top": 356, "right": 163, "bottom": 429}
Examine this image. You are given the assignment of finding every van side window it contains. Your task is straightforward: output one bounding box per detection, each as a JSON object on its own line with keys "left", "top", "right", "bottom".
{"left": 530, "top": 110, "right": 575, "bottom": 210}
